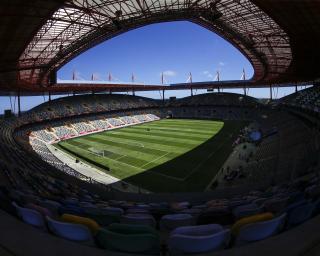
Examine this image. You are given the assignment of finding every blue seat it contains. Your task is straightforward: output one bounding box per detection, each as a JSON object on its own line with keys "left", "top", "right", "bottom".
{"left": 233, "top": 203, "right": 262, "bottom": 220}
{"left": 61, "top": 198, "right": 79, "bottom": 206}
{"left": 197, "top": 208, "right": 233, "bottom": 226}
{"left": 59, "top": 205, "right": 84, "bottom": 216}
{"left": 100, "top": 206, "right": 124, "bottom": 216}
{"left": 160, "top": 214, "right": 195, "bottom": 232}
{"left": 263, "top": 197, "right": 289, "bottom": 213}
{"left": 13, "top": 202, "right": 46, "bottom": 230}
{"left": 235, "top": 213, "right": 286, "bottom": 245}
{"left": 46, "top": 216, "right": 93, "bottom": 242}
{"left": 121, "top": 213, "right": 156, "bottom": 227}
{"left": 168, "top": 224, "right": 230, "bottom": 254}
{"left": 126, "top": 208, "right": 150, "bottom": 214}
{"left": 286, "top": 203, "right": 315, "bottom": 228}
{"left": 181, "top": 208, "right": 203, "bottom": 216}
{"left": 39, "top": 200, "right": 61, "bottom": 216}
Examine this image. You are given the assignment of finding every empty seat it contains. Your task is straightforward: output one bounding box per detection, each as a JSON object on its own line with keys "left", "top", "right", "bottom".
{"left": 197, "top": 208, "right": 233, "bottom": 226}
{"left": 235, "top": 213, "right": 286, "bottom": 245}
{"left": 231, "top": 212, "right": 274, "bottom": 236}
{"left": 39, "top": 200, "right": 61, "bottom": 216}
{"left": 100, "top": 206, "right": 124, "bottom": 216}
{"left": 126, "top": 208, "right": 150, "bottom": 214}
{"left": 61, "top": 214, "right": 100, "bottom": 234}
{"left": 170, "top": 202, "right": 190, "bottom": 211}
{"left": 263, "top": 197, "right": 289, "bottom": 213}
{"left": 13, "top": 202, "right": 46, "bottom": 230}
{"left": 160, "top": 214, "right": 195, "bottom": 232}
{"left": 181, "top": 208, "right": 203, "bottom": 216}
{"left": 46, "top": 216, "right": 94, "bottom": 242}
{"left": 86, "top": 212, "right": 121, "bottom": 227}
{"left": 96, "top": 223, "right": 160, "bottom": 254}
{"left": 59, "top": 205, "right": 84, "bottom": 216}
{"left": 232, "top": 203, "right": 262, "bottom": 220}
{"left": 168, "top": 224, "right": 230, "bottom": 254}
{"left": 61, "top": 198, "right": 79, "bottom": 206}
{"left": 26, "top": 203, "right": 53, "bottom": 217}
{"left": 121, "top": 213, "right": 156, "bottom": 227}
{"left": 286, "top": 203, "right": 315, "bottom": 228}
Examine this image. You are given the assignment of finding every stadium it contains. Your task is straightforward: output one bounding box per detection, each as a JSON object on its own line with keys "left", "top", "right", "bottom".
{"left": 0, "top": 1, "right": 320, "bottom": 255}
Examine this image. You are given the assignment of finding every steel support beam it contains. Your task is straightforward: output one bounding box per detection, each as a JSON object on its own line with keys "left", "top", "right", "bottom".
{"left": 17, "top": 91, "right": 21, "bottom": 117}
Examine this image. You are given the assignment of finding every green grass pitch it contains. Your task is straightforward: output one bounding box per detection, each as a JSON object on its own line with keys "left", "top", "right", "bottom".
{"left": 55, "top": 119, "right": 245, "bottom": 192}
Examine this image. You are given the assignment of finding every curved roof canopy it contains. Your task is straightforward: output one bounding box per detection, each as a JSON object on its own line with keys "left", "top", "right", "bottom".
{"left": 0, "top": 0, "right": 319, "bottom": 93}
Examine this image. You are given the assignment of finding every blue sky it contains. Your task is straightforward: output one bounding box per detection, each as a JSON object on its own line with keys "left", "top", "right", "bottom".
{"left": 58, "top": 21, "right": 254, "bottom": 83}
{"left": 1, "top": 21, "right": 299, "bottom": 113}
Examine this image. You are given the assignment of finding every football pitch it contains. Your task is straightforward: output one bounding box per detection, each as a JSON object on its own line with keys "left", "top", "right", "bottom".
{"left": 55, "top": 119, "right": 245, "bottom": 192}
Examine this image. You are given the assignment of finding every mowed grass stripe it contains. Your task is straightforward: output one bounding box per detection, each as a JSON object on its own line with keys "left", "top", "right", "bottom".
{"left": 109, "top": 129, "right": 205, "bottom": 144}
{"left": 130, "top": 125, "right": 215, "bottom": 137}
{"left": 56, "top": 119, "right": 245, "bottom": 191}
{"left": 61, "top": 140, "right": 119, "bottom": 159}
{"left": 135, "top": 120, "right": 220, "bottom": 130}
{"left": 100, "top": 131, "right": 199, "bottom": 148}
{"left": 148, "top": 119, "right": 222, "bottom": 126}
{"left": 124, "top": 120, "right": 246, "bottom": 192}
{"left": 142, "top": 123, "right": 221, "bottom": 134}
{"left": 92, "top": 134, "right": 187, "bottom": 154}
{"left": 155, "top": 119, "right": 218, "bottom": 125}
{"left": 145, "top": 123, "right": 221, "bottom": 131}
{"left": 80, "top": 135, "right": 173, "bottom": 156}
{"left": 61, "top": 140, "right": 154, "bottom": 168}
{"left": 125, "top": 126, "right": 212, "bottom": 140}
{"left": 76, "top": 137, "right": 176, "bottom": 163}
{"left": 146, "top": 120, "right": 220, "bottom": 128}
{"left": 59, "top": 142, "right": 146, "bottom": 178}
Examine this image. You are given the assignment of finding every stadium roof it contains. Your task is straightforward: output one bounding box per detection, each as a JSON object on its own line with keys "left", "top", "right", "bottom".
{"left": 0, "top": 0, "right": 320, "bottom": 95}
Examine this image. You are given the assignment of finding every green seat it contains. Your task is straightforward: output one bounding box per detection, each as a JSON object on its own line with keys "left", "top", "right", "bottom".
{"left": 96, "top": 224, "right": 160, "bottom": 254}
{"left": 86, "top": 213, "right": 120, "bottom": 227}
{"left": 108, "top": 223, "right": 158, "bottom": 236}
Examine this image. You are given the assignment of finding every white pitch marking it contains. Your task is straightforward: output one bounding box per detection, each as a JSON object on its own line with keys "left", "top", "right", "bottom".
{"left": 140, "top": 152, "right": 170, "bottom": 168}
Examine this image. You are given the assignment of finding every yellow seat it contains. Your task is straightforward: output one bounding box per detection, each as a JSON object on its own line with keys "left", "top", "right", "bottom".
{"left": 61, "top": 214, "right": 100, "bottom": 234}
{"left": 231, "top": 212, "right": 274, "bottom": 236}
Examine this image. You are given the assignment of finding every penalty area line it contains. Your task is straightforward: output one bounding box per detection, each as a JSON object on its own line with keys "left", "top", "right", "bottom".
{"left": 140, "top": 152, "right": 170, "bottom": 168}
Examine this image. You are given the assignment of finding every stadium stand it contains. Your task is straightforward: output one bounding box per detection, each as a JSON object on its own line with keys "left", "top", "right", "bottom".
{"left": 0, "top": 92, "right": 318, "bottom": 255}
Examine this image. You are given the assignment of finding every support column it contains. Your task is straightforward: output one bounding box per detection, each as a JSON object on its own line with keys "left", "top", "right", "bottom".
{"left": 295, "top": 84, "right": 298, "bottom": 93}
{"left": 132, "top": 89, "right": 135, "bottom": 96}
{"left": 73, "top": 91, "right": 75, "bottom": 96}
{"left": 109, "top": 90, "right": 112, "bottom": 95}
{"left": 17, "top": 91, "right": 21, "bottom": 117}
{"left": 218, "top": 87, "right": 220, "bottom": 93}
{"left": 48, "top": 91, "right": 51, "bottom": 102}
{"left": 162, "top": 89, "right": 165, "bottom": 102}
{"left": 270, "top": 85, "right": 273, "bottom": 100}
{"left": 244, "top": 85, "right": 247, "bottom": 96}
{"left": 191, "top": 87, "right": 193, "bottom": 97}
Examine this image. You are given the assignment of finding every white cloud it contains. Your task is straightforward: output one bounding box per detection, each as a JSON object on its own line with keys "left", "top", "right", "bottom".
{"left": 203, "top": 71, "right": 214, "bottom": 79}
{"left": 162, "top": 70, "right": 177, "bottom": 77}
{"left": 219, "top": 61, "right": 225, "bottom": 66}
